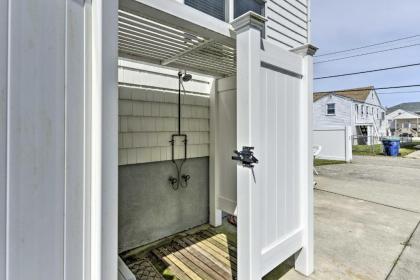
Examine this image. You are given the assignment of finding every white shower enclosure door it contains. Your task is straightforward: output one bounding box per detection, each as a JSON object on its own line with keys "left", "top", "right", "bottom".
{"left": 233, "top": 15, "right": 313, "bottom": 279}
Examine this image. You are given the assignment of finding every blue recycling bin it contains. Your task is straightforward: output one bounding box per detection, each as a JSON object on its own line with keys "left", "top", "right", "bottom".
{"left": 382, "top": 139, "right": 400, "bottom": 156}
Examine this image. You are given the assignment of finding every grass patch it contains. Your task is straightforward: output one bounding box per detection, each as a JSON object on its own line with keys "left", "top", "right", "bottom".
{"left": 314, "top": 159, "right": 346, "bottom": 166}
{"left": 352, "top": 142, "right": 420, "bottom": 157}
{"left": 352, "top": 144, "right": 383, "bottom": 156}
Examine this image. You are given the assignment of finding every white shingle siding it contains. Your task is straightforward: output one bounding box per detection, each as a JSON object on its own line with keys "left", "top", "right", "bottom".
{"left": 118, "top": 88, "right": 210, "bottom": 165}
{"left": 265, "top": 0, "right": 309, "bottom": 49}
{"left": 118, "top": 60, "right": 211, "bottom": 166}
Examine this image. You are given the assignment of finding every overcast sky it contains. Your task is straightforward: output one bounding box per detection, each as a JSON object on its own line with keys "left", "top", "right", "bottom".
{"left": 311, "top": 0, "right": 420, "bottom": 107}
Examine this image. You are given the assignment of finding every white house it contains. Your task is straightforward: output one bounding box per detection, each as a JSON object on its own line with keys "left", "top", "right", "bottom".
{"left": 313, "top": 86, "right": 387, "bottom": 144}
{"left": 1, "top": 0, "right": 316, "bottom": 280}
{"left": 387, "top": 102, "right": 420, "bottom": 115}
{"left": 386, "top": 108, "right": 420, "bottom": 137}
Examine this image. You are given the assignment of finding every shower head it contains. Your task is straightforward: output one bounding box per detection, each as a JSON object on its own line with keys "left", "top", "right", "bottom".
{"left": 182, "top": 73, "right": 192, "bottom": 82}
{"left": 178, "top": 71, "right": 192, "bottom": 82}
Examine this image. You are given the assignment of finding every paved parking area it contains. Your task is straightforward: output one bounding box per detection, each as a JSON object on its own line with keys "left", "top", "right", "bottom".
{"left": 282, "top": 156, "right": 420, "bottom": 280}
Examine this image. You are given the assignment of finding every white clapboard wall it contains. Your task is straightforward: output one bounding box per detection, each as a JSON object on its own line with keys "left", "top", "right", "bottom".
{"left": 266, "top": 0, "right": 309, "bottom": 49}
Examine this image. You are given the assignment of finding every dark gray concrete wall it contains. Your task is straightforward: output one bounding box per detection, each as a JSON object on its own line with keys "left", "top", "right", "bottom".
{"left": 118, "top": 157, "right": 209, "bottom": 253}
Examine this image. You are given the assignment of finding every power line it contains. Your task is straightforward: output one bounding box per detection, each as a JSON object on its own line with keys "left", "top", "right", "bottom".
{"left": 315, "top": 34, "right": 420, "bottom": 57}
{"left": 314, "top": 63, "right": 420, "bottom": 80}
{"left": 315, "top": 84, "right": 420, "bottom": 94}
{"left": 314, "top": 43, "right": 420, "bottom": 64}
{"left": 377, "top": 91, "right": 420, "bottom": 94}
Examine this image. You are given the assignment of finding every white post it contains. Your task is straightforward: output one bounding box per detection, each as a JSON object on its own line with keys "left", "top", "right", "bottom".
{"left": 91, "top": 0, "right": 118, "bottom": 280}
{"left": 209, "top": 79, "right": 222, "bottom": 227}
{"left": 232, "top": 12, "right": 266, "bottom": 280}
{"left": 345, "top": 126, "right": 353, "bottom": 162}
{"left": 292, "top": 43, "right": 318, "bottom": 276}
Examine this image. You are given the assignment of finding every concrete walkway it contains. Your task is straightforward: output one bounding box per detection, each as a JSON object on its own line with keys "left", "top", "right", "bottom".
{"left": 282, "top": 156, "right": 420, "bottom": 280}
{"left": 405, "top": 150, "right": 420, "bottom": 159}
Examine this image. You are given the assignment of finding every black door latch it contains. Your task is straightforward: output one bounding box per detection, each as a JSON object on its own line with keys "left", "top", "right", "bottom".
{"left": 232, "top": 146, "right": 259, "bottom": 183}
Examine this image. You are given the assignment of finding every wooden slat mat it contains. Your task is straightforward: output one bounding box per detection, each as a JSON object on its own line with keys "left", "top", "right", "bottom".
{"left": 152, "top": 230, "right": 237, "bottom": 280}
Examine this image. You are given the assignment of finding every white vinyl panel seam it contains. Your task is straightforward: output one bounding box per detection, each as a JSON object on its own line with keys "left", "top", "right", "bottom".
{"left": 91, "top": 0, "right": 103, "bottom": 278}
{"left": 281, "top": 73, "right": 288, "bottom": 238}
{"left": 6, "top": 0, "right": 10, "bottom": 275}
{"left": 291, "top": 78, "right": 298, "bottom": 226}
{"left": 2, "top": 0, "right": 9, "bottom": 279}
{"left": 291, "top": 77, "right": 297, "bottom": 229}
{"left": 292, "top": 76, "right": 298, "bottom": 229}
{"left": 263, "top": 69, "right": 269, "bottom": 247}
{"left": 83, "top": 2, "right": 92, "bottom": 279}
{"left": 266, "top": 69, "right": 277, "bottom": 245}
{"left": 64, "top": 1, "right": 68, "bottom": 279}
{"left": 274, "top": 71, "right": 279, "bottom": 240}
{"left": 284, "top": 75, "right": 290, "bottom": 232}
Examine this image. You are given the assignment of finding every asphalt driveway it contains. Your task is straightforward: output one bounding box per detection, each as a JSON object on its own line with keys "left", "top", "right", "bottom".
{"left": 282, "top": 156, "right": 420, "bottom": 280}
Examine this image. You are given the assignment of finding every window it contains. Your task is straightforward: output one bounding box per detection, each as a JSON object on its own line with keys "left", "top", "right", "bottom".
{"left": 185, "top": 0, "right": 225, "bottom": 21}
{"left": 326, "top": 103, "right": 335, "bottom": 115}
{"left": 234, "top": 0, "right": 265, "bottom": 18}
{"left": 186, "top": 0, "right": 265, "bottom": 22}
{"left": 381, "top": 112, "right": 385, "bottom": 120}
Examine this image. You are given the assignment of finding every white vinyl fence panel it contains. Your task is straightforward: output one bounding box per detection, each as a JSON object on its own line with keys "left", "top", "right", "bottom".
{"left": 313, "top": 126, "right": 352, "bottom": 162}
{"left": 233, "top": 12, "right": 313, "bottom": 278}
{"left": 214, "top": 76, "right": 237, "bottom": 215}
